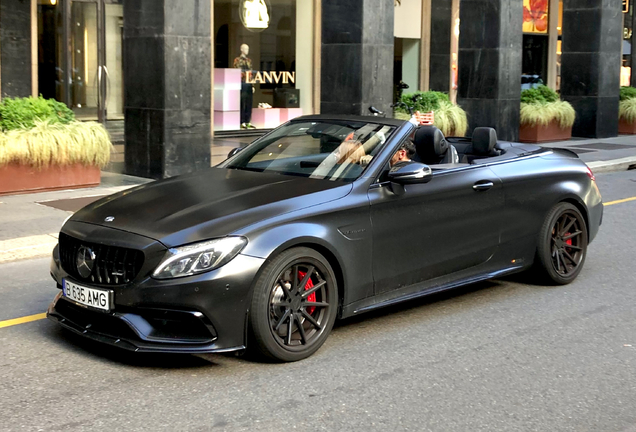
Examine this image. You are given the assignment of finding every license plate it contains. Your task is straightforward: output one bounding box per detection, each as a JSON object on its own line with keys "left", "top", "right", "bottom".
{"left": 63, "top": 279, "right": 112, "bottom": 311}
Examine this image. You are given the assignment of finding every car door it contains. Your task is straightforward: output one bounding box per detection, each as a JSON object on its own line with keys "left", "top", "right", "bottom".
{"left": 368, "top": 165, "right": 504, "bottom": 294}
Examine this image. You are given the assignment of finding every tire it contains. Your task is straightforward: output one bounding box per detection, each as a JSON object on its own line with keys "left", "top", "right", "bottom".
{"left": 535, "top": 202, "right": 588, "bottom": 285}
{"left": 249, "top": 247, "right": 338, "bottom": 362}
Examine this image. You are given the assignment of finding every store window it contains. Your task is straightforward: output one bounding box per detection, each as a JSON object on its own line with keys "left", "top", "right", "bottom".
{"left": 37, "top": 0, "right": 124, "bottom": 123}
{"left": 522, "top": 0, "right": 549, "bottom": 89}
{"left": 622, "top": 0, "right": 633, "bottom": 87}
{"left": 213, "top": 0, "right": 315, "bottom": 132}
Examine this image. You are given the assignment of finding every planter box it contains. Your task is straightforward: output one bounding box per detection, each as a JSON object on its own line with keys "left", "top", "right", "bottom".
{"left": 618, "top": 118, "right": 636, "bottom": 134}
{"left": 0, "top": 163, "right": 100, "bottom": 196}
{"left": 519, "top": 120, "right": 572, "bottom": 143}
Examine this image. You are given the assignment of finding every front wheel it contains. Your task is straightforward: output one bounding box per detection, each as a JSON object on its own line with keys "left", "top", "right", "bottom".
{"left": 249, "top": 247, "right": 338, "bottom": 362}
{"left": 535, "top": 202, "right": 588, "bottom": 285}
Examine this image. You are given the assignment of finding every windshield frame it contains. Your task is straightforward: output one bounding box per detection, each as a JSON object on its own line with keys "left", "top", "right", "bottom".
{"left": 219, "top": 119, "right": 397, "bottom": 182}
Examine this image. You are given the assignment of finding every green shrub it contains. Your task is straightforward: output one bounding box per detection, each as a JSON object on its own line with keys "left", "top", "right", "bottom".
{"left": 619, "top": 98, "right": 636, "bottom": 122}
{"left": 395, "top": 91, "right": 450, "bottom": 115}
{"left": 520, "top": 85, "right": 559, "bottom": 104}
{"left": 394, "top": 99, "right": 468, "bottom": 136}
{"left": 520, "top": 100, "right": 576, "bottom": 129}
{"left": 0, "top": 96, "right": 75, "bottom": 131}
{"left": 620, "top": 86, "right": 636, "bottom": 101}
{"left": 0, "top": 120, "right": 112, "bottom": 168}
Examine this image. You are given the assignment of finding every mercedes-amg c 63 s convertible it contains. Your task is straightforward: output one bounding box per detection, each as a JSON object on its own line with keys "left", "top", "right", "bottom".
{"left": 47, "top": 115, "right": 603, "bottom": 361}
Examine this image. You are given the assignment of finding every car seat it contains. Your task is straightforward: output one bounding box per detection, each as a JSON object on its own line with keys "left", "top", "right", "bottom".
{"left": 413, "top": 126, "right": 459, "bottom": 165}
{"left": 460, "top": 127, "right": 499, "bottom": 163}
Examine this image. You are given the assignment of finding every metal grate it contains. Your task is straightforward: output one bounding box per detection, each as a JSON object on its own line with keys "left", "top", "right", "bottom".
{"left": 59, "top": 232, "right": 145, "bottom": 285}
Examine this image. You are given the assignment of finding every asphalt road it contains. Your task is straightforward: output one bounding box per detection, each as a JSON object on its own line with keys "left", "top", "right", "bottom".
{"left": 1, "top": 170, "right": 635, "bottom": 432}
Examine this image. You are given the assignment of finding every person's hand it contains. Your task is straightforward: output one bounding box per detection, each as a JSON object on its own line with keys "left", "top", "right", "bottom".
{"left": 359, "top": 155, "right": 373, "bottom": 166}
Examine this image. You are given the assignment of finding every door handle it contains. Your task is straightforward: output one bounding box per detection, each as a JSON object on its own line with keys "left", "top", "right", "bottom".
{"left": 473, "top": 181, "right": 494, "bottom": 191}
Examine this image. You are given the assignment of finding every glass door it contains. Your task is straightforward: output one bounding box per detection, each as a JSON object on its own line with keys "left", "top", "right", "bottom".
{"left": 69, "top": 0, "right": 100, "bottom": 120}
{"left": 104, "top": 2, "right": 124, "bottom": 120}
{"left": 66, "top": 0, "right": 122, "bottom": 123}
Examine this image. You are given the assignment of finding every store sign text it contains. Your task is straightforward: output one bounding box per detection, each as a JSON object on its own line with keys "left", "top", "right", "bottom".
{"left": 246, "top": 71, "right": 296, "bottom": 85}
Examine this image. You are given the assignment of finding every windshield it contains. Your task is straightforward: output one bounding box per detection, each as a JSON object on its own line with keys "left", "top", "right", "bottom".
{"left": 220, "top": 121, "right": 395, "bottom": 182}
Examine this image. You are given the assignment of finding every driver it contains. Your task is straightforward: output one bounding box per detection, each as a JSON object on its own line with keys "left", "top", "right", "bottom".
{"left": 390, "top": 140, "right": 416, "bottom": 167}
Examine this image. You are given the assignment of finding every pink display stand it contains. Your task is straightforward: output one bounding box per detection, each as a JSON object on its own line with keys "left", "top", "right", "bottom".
{"left": 214, "top": 111, "right": 241, "bottom": 131}
{"left": 214, "top": 68, "right": 241, "bottom": 90}
{"left": 279, "top": 108, "right": 303, "bottom": 123}
{"left": 251, "top": 108, "right": 281, "bottom": 129}
{"left": 214, "top": 68, "right": 241, "bottom": 131}
{"left": 214, "top": 89, "right": 240, "bottom": 112}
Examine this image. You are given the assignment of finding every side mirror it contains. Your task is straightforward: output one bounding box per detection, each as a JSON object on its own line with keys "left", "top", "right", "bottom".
{"left": 387, "top": 162, "right": 432, "bottom": 185}
{"left": 227, "top": 147, "right": 244, "bottom": 158}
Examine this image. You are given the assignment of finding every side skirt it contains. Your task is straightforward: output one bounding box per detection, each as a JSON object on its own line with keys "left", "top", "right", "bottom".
{"left": 342, "top": 265, "right": 524, "bottom": 318}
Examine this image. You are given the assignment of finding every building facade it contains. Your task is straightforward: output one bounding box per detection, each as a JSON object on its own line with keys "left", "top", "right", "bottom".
{"left": 0, "top": 0, "right": 629, "bottom": 178}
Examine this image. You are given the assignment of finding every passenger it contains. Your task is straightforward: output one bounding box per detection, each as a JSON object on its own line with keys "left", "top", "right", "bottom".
{"left": 335, "top": 139, "right": 365, "bottom": 165}
{"left": 390, "top": 140, "right": 416, "bottom": 167}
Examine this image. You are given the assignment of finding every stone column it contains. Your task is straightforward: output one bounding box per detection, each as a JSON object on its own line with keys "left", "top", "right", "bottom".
{"left": 320, "top": 0, "right": 394, "bottom": 116}
{"left": 429, "top": 0, "right": 452, "bottom": 92}
{"left": 0, "top": 0, "right": 32, "bottom": 97}
{"left": 457, "top": 0, "right": 523, "bottom": 141}
{"left": 124, "top": 0, "right": 211, "bottom": 179}
{"left": 561, "top": 0, "right": 622, "bottom": 138}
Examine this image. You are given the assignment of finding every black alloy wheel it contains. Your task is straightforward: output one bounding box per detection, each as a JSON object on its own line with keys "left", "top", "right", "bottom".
{"left": 536, "top": 202, "right": 588, "bottom": 285}
{"left": 249, "top": 247, "right": 337, "bottom": 362}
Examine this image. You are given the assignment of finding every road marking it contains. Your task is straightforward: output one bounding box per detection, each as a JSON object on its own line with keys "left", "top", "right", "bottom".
{"left": 604, "top": 196, "right": 636, "bottom": 206}
{"left": 0, "top": 313, "right": 47, "bottom": 329}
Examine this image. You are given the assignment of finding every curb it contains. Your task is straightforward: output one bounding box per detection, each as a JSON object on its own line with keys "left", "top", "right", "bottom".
{"left": 0, "top": 233, "right": 58, "bottom": 264}
{"left": 587, "top": 156, "right": 636, "bottom": 174}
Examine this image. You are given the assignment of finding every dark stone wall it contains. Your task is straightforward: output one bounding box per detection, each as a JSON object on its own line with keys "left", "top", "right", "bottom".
{"left": 429, "top": 0, "right": 452, "bottom": 92}
{"left": 321, "top": 0, "right": 394, "bottom": 116}
{"left": 124, "top": 0, "right": 211, "bottom": 179}
{"left": 0, "top": 0, "right": 32, "bottom": 97}
{"left": 561, "top": 0, "right": 621, "bottom": 138}
{"left": 457, "top": 0, "right": 522, "bottom": 142}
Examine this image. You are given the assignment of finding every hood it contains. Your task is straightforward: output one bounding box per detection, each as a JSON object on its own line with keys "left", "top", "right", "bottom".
{"left": 70, "top": 167, "right": 352, "bottom": 247}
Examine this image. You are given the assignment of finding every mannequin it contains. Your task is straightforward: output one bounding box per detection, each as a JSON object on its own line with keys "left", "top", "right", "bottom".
{"left": 233, "top": 44, "right": 254, "bottom": 129}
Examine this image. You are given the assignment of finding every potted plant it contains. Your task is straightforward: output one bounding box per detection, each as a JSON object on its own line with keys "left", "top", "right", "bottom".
{"left": 394, "top": 91, "right": 469, "bottom": 137}
{"left": 618, "top": 86, "right": 636, "bottom": 134}
{"left": 0, "top": 96, "right": 112, "bottom": 195}
{"left": 519, "top": 85, "right": 575, "bottom": 143}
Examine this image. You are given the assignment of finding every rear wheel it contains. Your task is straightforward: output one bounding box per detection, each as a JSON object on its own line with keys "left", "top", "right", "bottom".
{"left": 249, "top": 247, "right": 338, "bottom": 362}
{"left": 535, "top": 202, "right": 588, "bottom": 285}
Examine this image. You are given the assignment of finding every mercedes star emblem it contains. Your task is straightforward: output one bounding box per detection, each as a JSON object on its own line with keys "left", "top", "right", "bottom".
{"left": 104, "top": 216, "right": 115, "bottom": 222}
{"left": 76, "top": 246, "right": 96, "bottom": 279}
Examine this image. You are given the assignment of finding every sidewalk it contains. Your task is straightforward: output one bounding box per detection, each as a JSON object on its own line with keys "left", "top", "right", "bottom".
{"left": 1, "top": 134, "right": 636, "bottom": 264}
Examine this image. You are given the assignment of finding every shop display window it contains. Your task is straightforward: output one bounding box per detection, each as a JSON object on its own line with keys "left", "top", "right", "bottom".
{"left": 213, "top": 0, "right": 314, "bottom": 132}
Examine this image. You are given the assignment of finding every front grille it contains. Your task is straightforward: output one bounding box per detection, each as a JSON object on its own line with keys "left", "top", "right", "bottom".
{"left": 59, "top": 232, "right": 145, "bottom": 285}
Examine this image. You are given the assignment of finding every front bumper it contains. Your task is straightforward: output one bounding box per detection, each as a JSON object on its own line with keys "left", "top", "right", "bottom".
{"left": 48, "top": 226, "right": 265, "bottom": 353}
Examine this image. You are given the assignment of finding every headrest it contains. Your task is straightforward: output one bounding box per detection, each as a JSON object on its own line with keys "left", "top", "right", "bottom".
{"left": 414, "top": 126, "right": 449, "bottom": 162}
{"left": 472, "top": 127, "right": 497, "bottom": 155}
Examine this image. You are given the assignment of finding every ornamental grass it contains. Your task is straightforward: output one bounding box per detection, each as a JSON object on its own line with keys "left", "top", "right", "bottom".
{"left": 0, "top": 120, "right": 112, "bottom": 169}
{"left": 619, "top": 97, "right": 636, "bottom": 123}
{"left": 520, "top": 100, "right": 576, "bottom": 129}
{"left": 394, "top": 91, "right": 469, "bottom": 137}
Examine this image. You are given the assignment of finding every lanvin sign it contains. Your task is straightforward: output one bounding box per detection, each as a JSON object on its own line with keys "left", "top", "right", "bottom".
{"left": 246, "top": 71, "right": 296, "bottom": 85}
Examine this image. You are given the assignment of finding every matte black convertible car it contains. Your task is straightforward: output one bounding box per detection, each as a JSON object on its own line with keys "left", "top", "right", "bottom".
{"left": 48, "top": 115, "right": 603, "bottom": 361}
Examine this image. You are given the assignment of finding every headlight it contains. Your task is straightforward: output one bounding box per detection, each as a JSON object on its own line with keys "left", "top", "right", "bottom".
{"left": 152, "top": 237, "right": 247, "bottom": 279}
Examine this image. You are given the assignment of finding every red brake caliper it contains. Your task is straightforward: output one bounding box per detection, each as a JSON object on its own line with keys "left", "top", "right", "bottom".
{"left": 298, "top": 271, "right": 316, "bottom": 314}
{"left": 564, "top": 233, "right": 572, "bottom": 246}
